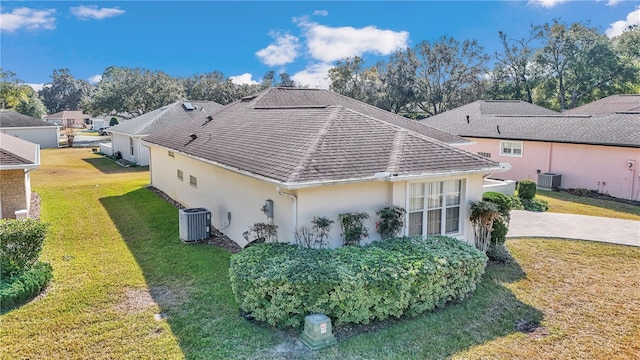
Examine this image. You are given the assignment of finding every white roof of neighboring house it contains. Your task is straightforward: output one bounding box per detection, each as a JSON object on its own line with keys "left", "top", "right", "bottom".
{"left": 144, "top": 88, "right": 505, "bottom": 188}
{"left": 0, "top": 133, "right": 40, "bottom": 170}
{"left": 108, "top": 100, "right": 224, "bottom": 136}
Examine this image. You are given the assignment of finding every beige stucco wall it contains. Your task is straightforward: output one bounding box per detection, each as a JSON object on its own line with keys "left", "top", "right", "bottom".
{"left": 149, "top": 144, "right": 490, "bottom": 247}
{"left": 1, "top": 128, "right": 59, "bottom": 148}
{"left": 0, "top": 169, "right": 29, "bottom": 219}
{"left": 111, "top": 134, "right": 150, "bottom": 165}
{"left": 461, "top": 138, "right": 640, "bottom": 201}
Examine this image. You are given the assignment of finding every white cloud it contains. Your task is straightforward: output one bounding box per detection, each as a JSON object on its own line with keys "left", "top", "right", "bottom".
{"left": 88, "top": 74, "right": 102, "bottom": 84}
{"left": 606, "top": 7, "right": 640, "bottom": 38}
{"left": 313, "top": 10, "right": 328, "bottom": 16}
{"left": 297, "top": 19, "right": 409, "bottom": 62}
{"left": 291, "top": 63, "right": 333, "bottom": 89}
{"left": 528, "top": 0, "right": 569, "bottom": 8}
{"left": 607, "top": 0, "right": 621, "bottom": 6}
{"left": 229, "top": 73, "right": 258, "bottom": 85}
{"left": 70, "top": 5, "right": 125, "bottom": 20}
{"left": 256, "top": 32, "right": 300, "bottom": 66}
{"left": 0, "top": 7, "right": 56, "bottom": 32}
{"left": 27, "top": 83, "right": 45, "bottom": 92}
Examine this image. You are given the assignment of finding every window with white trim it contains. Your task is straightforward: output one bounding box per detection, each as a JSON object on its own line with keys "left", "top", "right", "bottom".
{"left": 189, "top": 175, "right": 197, "bottom": 187}
{"left": 129, "top": 137, "right": 134, "bottom": 156}
{"left": 500, "top": 141, "right": 523, "bottom": 157}
{"left": 408, "top": 180, "right": 463, "bottom": 237}
{"left": 477, "top": 152, "right": 491, "bottom": 158}
{"left": 177, "top": 169, "right": 183, "bottom": 181}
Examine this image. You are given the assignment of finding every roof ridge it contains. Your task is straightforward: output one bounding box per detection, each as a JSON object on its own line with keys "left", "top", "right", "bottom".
{"left": 286, "top": 106, "right": 342, "bottom": 182}
{"left": 386, "top": 130, "right": 407, "bottom": 174}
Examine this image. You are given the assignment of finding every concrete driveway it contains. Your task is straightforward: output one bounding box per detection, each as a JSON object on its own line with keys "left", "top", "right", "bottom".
{"left": 507, "top": 210, "right": 640, "bottom": 247}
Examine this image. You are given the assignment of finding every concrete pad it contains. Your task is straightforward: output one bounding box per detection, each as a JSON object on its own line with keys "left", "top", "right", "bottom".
{"left": 507, "top": 210, "right": 640, "bottom": 247}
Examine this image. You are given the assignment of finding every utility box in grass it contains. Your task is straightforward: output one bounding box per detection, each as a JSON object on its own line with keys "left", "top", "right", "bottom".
{"left": 299, "top": 313, "right": 337, "bottom": 350}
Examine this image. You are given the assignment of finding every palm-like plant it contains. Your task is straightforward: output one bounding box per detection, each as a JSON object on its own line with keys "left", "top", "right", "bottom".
{"left": 469, "top": 200, "right": 503, "bottom": 252}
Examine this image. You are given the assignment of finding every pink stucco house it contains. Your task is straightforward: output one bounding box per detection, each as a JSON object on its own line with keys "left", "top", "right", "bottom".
{"left": 421, "top": 95, "right": 640, "bottom": 201}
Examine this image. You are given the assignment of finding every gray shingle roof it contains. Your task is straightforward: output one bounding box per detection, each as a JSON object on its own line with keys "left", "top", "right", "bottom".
{"left": 143, "top": 88, "right": 503, "bottom": 185}
{"left": 563, "top": 94, "right": 640, "bottom": 115}
{"left": 0, "top": 110, "right": 57, "bottom": 128}
{"left": 421, "top": 101, "right": 640, "bottom": 148}
{"left": 108, "top": 100, "right": 223, "bottom": 136}
{"left": 0, "top": 133, "right": 38, "bottom": 166}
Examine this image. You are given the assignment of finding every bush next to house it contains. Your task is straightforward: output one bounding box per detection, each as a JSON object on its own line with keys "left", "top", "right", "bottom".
{"left": 0, "top": 219, "right": 52, "bottom": 310}
{"left": 375, "top": 206, "right": 406, "bottom": 240}
{"left": 516, "top": 180, "right": 550, "bottom": 212}
{"left": 228, "top": 236, "right": 487, "bottom": 328}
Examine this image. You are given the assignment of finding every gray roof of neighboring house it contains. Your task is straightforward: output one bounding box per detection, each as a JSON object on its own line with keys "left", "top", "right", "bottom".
{"left": 44, "top": 111, "right": 89, "bottom": 120}
{"left": 143, "top": 88, "right": 502, "bottom": 185}
{"left": 0, "top": 110, "right": 57, "bottom": 128}
{"left": 0, "top": 133, "right": 38, "bottom": 166}
{"left": 420, "top": 100, "right": 640, "bottom": 148}
{"left": 108, "top": 100, "right": 224, "bottom": 136}
{"left": 563, "top": 94, "right": 640, "bottom": 114}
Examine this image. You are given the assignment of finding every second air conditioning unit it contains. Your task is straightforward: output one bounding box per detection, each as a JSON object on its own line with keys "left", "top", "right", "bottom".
{"left": 179, "top": 207, "right": 211, "bottom": 242}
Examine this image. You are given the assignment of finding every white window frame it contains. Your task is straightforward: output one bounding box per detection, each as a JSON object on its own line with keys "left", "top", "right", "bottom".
{"left": 406, "top": 179, "right": 464, "bottom": 237}
{"left": 500, "top": 141, "right": 523, "bottom": 157}
{"left": 189, "top": 175, "right": 197, "bottom": 188}
{"left": 129, "top": 137, "right": 135, "bottom": 156}
{"left": 177, "top": 169, "right": 183, "bottom": 181}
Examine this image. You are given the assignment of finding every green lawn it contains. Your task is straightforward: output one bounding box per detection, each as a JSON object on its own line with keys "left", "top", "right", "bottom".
{"left": 1, "top": 148, "right": 638, "bottom": 359}
{"left": 537, "top": 189, "right": 640, "bottom": 221}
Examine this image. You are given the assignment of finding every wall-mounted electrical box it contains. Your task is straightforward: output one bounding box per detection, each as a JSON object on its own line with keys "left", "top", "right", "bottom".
{"left": 261, "top": 199, "right": 274, "bottom": 219}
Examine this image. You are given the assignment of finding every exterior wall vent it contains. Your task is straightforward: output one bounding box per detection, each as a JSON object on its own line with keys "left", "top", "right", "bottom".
{"left": 179, "top": 207, "right": 211, "bottom": 242}
{"left": 537, "top": 173, "right": 562, "bottom": 190}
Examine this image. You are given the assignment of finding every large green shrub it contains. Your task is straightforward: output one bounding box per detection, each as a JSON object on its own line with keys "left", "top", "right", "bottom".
{"left": 375, "top": 206, "right": 406, "bottom": 240}
{"left": 229, "top": 236, "right": 487, "bottom": 328}
{"left": 0, "top": 262, "right": 53, "bottom": 310}
{"left": 338, "top": 212, "right": 370, "bottom": 246}
{"left": 0, "top": 219, "right": 49, "bottom": 278}
{"left": 517, "top": 180, "right": 537, "bottom": 200}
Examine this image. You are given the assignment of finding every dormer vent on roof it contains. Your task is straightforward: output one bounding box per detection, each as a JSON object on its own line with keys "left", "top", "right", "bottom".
{"left": 182, "top": 102, "right": 194, "bottom": 111}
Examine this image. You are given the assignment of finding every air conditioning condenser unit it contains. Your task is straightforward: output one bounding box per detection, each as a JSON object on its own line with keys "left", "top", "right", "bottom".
{"left": 179, "top": 207, "right": 211, "bottom": 242}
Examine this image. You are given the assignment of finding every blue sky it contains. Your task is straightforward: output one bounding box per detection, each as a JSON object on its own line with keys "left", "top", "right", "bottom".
{"left": 1, "top": 1, "right": 639, "bottom": 90}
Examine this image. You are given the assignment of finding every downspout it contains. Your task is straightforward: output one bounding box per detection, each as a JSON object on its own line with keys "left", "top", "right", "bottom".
{"left": 277, "top": 186, "right": 297, "bottom": 240}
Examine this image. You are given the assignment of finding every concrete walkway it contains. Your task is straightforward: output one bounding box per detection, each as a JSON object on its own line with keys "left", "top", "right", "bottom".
{"left": 507, "top": 210, "right": 640, "bottom": 247}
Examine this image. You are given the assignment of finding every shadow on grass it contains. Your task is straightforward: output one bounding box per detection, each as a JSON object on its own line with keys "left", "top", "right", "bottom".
{"left": 100, "top": 187, "right": 543, "bottom": 359}
{"left": 83, "top": 157, "right": 149, "bottom": 174}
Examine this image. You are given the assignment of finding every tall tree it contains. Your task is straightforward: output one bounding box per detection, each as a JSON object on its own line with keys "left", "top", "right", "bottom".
{"left": 414, "top": 36, "right": 489, "bottom": 116}
{"left": 535, "top": 20, "right": 636, "bottom": 110}
{"left": 38, "top": 69, "right": 91, "bottom": 114}
{"left": 328, "top": 56, "right": 380, "bottom": 104}
{"left": 83, "top": 67, "right": 185, "bottom": 118}
{"left": 494, "top": 25, "right": 544, "bottom": 102}
{"left": 377, "top": 48, "right": 419, "bottom": 114}
{"left": 0, "top": 69, "right": 47, "bottom": 118}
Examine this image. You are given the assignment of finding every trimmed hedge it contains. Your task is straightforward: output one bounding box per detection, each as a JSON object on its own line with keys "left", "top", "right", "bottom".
{"left": 517, "top": 180, "right": 537, "bottom": 200}
{"left": 229, "top": 236, "right": 487, "bottom": 328}
{"left": 1, "top": 219, "right": 49, "bottom": 278}
{"left": 0, "top": 261, "right": 53, "bottom": 310}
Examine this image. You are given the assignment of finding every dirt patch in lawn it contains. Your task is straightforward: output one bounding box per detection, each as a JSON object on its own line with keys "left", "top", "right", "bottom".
{"left": 115, "top": 286, "right": 188, "bottom": 314}
{"left": 561, "top": 188, "right": 640, "bottom": 206}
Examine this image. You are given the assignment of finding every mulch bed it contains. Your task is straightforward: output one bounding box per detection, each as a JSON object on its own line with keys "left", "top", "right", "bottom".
{"left": 560, "top": 188, "right": 640, "bottom": 206}
{"left": 146, "top": 186, "right": 243, "bottom": 253}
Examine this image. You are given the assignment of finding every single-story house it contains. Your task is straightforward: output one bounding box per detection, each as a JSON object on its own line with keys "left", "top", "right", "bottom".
{"left": 1, "top": 110, "right": 59, "bottom": 148}
{"left": 0, "top": 133, "right": 40, "bottom": 219}
{"left": 420, "top": 97, "right": 640, "bottom": 201}
{"left": 105, "top": 100, "right": 223, "bottom": 166}
{"left": 143, "top": 88, "right": 508, "bottom": 248}
{"left": 44, "top": 110, "right": 90, "bottom": 128}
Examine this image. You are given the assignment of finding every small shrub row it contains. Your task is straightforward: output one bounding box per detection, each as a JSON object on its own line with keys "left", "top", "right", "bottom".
{"left": 229, "top": 236, "right": 487, "bottom": 328}
{"left": 521, "top": 198, "right": 549, "bottom": 212}
{"left": 0, "top": 262, "right": 53, "bottom": 310}
{"left": 0, "top": 219, "right": 49, "bottom": 278}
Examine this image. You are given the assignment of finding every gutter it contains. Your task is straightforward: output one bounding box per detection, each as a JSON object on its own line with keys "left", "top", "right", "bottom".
{"left": 142, "top": 140, "right": 509, "bottom": 190}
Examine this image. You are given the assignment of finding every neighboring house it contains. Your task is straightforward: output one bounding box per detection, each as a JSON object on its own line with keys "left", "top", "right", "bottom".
{"left": 106, "top": 100, "right": 223, "bottom": 166}
{"left": 143, "top": 88, "right": 508, "bottom": 248}
{"left": 420, "top": 98, "right": 640, "bottom": 201}
{"left": 44, "top": 110, "right": 90, "bottom": 128}
{"left": 0, "top": 110, "right": 59, "bottom": 148}
{"left": 0, "top": 133, "right": 40, "bottom": 219}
